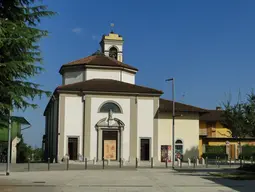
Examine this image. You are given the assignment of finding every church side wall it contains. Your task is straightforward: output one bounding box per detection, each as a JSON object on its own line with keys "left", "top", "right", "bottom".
{"left": 86, "top": 68, "right": 120, "bottom": 81}
{"left": 158, "top": 113, "right": 200, "bottom": 161}
{"left": 90, "top": 96, "right": 130, "bottom": 160}
{"left": 63, "top": 71, "right": 84, "bottom": 85}
{"left": 52, "top": 99, "right": 58, "bottom": 162}
{"left": 137, "top": 99, "right": 154, "bottom": 159}
{"left": 64, "top": 96, "right": 83, "bottom": 157}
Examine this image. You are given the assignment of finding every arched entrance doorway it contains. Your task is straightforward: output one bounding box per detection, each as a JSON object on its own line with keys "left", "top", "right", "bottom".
{"left": 95, "top": 110, "right": 125, "bottom": 161}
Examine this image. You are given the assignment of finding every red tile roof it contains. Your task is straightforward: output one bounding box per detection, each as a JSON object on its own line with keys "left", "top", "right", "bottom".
{"left": 60, "top": 55, "right": 138, "bottom": 72}
{"left": 56, "top": 79, "right": 163, "bottom": 95}
{"left": 159, "top": 98, "right": 208, "bottom": 113}
{"left": 200, "top": 110, "right": 224, "bottom": 121}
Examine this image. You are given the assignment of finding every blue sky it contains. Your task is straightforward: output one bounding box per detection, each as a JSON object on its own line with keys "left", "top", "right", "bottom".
{"left": 15, "top": 0, "right": 255, "bottom": 147}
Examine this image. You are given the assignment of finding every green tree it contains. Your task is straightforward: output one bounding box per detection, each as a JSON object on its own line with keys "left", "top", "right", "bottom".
{"left": 243, "top": 93, "right": 255, "bottom": 137}
{"left": 16, "top": 134, "right": 32, "bottom": 163}
{"left": 0, "top": 0, "right": 55, "bottom": 126}
{"left": 221, "top": 92, "right": 255, "bottom": 138}
{"left": 33, "top": 147, "right": 43, "bottom": 161}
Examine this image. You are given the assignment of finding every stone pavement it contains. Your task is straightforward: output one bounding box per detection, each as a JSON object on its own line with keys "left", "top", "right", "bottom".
{"left": 0, "top": 168, "right": 253, "bottom": 192}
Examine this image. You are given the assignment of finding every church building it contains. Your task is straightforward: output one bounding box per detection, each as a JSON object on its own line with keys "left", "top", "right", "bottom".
{"left": 43, "top": 31, "right": 207, "bottom": 163}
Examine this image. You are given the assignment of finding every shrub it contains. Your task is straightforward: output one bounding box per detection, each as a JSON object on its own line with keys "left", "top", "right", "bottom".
{"left": 202, "top": 152, "right": 228, "bottom": 160}
{"left": 239, "top": 145, "right": 255, "bottom": 160}
{"left": 238, "top": 153, "right": 255, "bottom": 160}
{"left": 205, "top": 145, "right": 226, "bottom": 153}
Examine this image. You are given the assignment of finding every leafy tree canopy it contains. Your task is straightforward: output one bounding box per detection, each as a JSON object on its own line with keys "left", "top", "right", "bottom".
{"left": 0, "top": 0, "right": 55, "bottom": 126}
{"left": 221, "top": 92, "right": 255, "bottom": 138}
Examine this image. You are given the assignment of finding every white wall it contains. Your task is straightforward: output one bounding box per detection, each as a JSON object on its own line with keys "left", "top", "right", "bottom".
{"left": 11, "top": 137, "right": 21, "bottom": 163}
{"left": 158, "top": 113, "right": 200, "bottom": 161}
{"left": 121, "top": 71, "right": 135, "bottom": 84}
{"left": 86, "top": 68, "right": 120, "bottom": 81}
{"left": 64, "top": 96, "right": 83, "bottom": 156}
{"left": 63, "top": 71, "right": 84, "bottom": 85}
{"left": 90, "top": 97, "right": 130, "bottom": 160}
{"left": 137, "top": 99, "right": 154, "bottom": 158}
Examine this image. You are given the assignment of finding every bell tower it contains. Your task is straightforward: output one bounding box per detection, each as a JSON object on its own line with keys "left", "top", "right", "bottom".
{"left": 100, "top": 24, "right": 124, "bottom": 62}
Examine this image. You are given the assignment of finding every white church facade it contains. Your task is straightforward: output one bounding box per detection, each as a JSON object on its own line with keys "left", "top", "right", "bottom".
{"left": 43, "top": 31, "right": 207, "bottom": 163}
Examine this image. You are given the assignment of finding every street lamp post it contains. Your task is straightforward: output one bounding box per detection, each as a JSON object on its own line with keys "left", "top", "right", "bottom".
{"left": 6, "top": 109, "right": 12, "bottom": 176}
{"left": 166, "top": 78, "right": 175, "bottom": 169}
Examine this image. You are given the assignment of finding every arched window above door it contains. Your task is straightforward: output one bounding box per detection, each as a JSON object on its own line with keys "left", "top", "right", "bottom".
{"left": 99, "top": 101, "right": 122, "bottom": 113}
{"left": 175, "top": 139, "right": 183, "bottom": 144}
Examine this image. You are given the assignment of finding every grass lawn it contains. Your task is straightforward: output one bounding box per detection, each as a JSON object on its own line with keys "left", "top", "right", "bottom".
{"left": 209, "top": 171, "right": 255, "bottom": 180}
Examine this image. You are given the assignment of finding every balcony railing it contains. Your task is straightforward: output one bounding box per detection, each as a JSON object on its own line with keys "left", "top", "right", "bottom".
{"left": 199, "top": 128, "right": 208, "bottom": 136}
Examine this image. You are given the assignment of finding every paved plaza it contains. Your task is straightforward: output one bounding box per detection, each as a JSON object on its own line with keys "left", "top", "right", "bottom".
{"left": 0, "top": 167, "right": 253, "bottom": 192}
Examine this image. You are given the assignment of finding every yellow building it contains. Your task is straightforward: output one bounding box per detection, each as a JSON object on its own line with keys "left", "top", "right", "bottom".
{"left": 199, "top": 107, "right": 255, "bottom": 159}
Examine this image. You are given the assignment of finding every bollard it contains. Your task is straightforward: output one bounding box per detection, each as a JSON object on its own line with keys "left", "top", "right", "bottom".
{"left": 225, "top": 156, "right": 227, "bottom": 165}
{"left": 122, "top": 158, "right": 125, "bottom": 166}
{"left": 165, "top": 158, "right": 168, "bottom": 168}
{"left": 66, "top": 158, "right": 69, "bottom": 170}
{"left": 218, "top": 157, "right": 220, "bottom": 168}
{"left": 107, "top": 159, "right": 110, "bottom": 166}
{"left": 151, "top": 157, "right": 154, "bottom": 168}
{"left": 48, "top": 158, "right": 50, "bottom": 171}
{"left": 188, "top": 158, "right": 191, "bottom": 167}
{"left": 28, "top": 158, "right": 30, "bottom": 172}
{"left": 206, "top": 157, "right": 208, "bottom": 168}
{"left": 102, "top": 158, "right": 105, "bottom": 169}
{"left": 135, "top": 157, "right": 138, "bottom": 168}
{"left": 93, "top": 157, "right": 96, "bottom": 165}
{"left": 196, "top": 158, "right": 199, "bottom": 166}
{"left": 202, "top": 158, "right": 205, "bottom": 166}
{"left": 177, "top": 158, "right": 181, "bottom": 167}
{"left": 85, "top": 157, "right": 87, "bottom": 170}
{"left": 193, "top": 157, "right": 196, "bottom": 168}
{"left": 240, "top": 157, "right": 242, "bottom": 168}
{"left": 251, "top": 156, "right": 254, "bottom": 165}
{"left": 180, "top": 158, "right": 182, "bottom": 168}
{"left": 119, "top": 158, "right": 122, "bottom": 168}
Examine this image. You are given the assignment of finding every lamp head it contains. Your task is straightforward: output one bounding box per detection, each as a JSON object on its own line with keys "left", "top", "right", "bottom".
{"left": 165, "top": 78, "right": 174, "bottom": 82}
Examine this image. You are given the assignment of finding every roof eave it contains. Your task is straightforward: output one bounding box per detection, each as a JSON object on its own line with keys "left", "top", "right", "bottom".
{"left": 59, "top": 64, "right": 138, "bottom": 75}
{"left": 159, "top": 109, "right": 207, "bottom": 114}
{"left": 56, "top": 89, "right": 163, "bottom": 97}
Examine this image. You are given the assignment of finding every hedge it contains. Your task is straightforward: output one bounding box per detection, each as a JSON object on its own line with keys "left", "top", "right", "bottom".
{"left": 202, "top": 152, "right": 228, "bottom": 160}
{"left": 239, "top": 145, "right": 255, "bottom": 160}
{"left": 238, "top": 153, "right": 255, "bottom": 160}
{"left": 205, "top": 145, "right": 226, "bottom": 153}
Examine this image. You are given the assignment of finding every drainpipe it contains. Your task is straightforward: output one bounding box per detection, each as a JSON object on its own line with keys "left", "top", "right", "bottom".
{"left": 82, "top": 94, "right": 86, "bottom": 160}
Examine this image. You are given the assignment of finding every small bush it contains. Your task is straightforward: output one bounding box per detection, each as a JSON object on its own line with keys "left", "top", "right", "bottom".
{"left": 202, "top": 152, "right": 228, "bottom": 160}
{"left": 238, "top": 153, "right": 255, "bottom": 160}
{"left": 239, "top": 145, "right": 255, "bottom": 160}
{"left": 205, "top": 145, "right": 226, "bottom": 153}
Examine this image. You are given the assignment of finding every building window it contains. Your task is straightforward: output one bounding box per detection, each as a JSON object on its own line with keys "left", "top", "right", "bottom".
{"left": 99, "top": 102, "right": 122, "bottom": 113}
{"left": 109, "top": 47, "right": 118, "bottom": 60}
